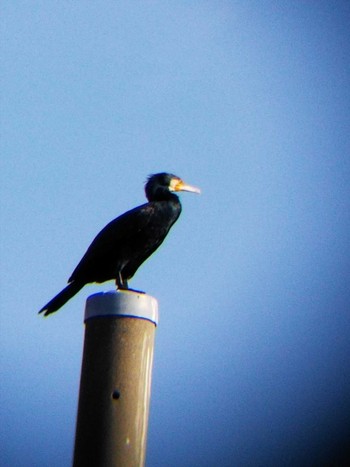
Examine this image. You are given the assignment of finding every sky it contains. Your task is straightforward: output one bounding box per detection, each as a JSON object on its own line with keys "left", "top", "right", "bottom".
{"left": 1, "top": 1, "right": 350, "bottom": 466}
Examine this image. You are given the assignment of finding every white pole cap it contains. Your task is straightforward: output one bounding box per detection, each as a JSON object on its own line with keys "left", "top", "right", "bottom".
{"left": 85, "top": 290, "right": 159, "bottom": 326}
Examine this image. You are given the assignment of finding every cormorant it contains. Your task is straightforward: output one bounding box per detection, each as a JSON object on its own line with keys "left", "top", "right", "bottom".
{"left": 39, "top": 172, "right": 200, "bottom": 316}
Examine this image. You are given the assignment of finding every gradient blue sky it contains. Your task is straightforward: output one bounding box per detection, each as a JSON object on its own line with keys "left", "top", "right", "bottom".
{"left": 1, "top": 2, "right": 350, "bottom": 466}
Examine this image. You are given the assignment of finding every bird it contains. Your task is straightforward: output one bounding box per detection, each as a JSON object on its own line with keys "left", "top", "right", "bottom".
{"left": 39, "top": 172, "right": 200, "bottom": 316}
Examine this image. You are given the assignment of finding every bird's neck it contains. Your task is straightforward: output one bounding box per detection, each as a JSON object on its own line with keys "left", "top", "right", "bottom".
{"left": 148, "top": 189, "right": 180, "bottom": 203}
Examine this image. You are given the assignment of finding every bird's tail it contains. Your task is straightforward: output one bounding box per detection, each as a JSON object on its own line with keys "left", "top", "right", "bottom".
{"left": 38, "top": 281, "right": 84, "bottom": 316}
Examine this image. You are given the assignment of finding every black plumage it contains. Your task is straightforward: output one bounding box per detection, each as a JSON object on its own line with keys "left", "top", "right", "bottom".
{"left": 39, "top": 172, "right": 200, "bottom": 316}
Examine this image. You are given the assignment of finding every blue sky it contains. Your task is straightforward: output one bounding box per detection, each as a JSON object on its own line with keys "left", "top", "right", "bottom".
{"left": 1, "top": 1, "right": 350, "bottom": 466}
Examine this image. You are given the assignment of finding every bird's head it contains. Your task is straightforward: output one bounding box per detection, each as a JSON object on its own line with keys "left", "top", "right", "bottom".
{"left": 145, "top": 173, "right": 201, "bottom": 201}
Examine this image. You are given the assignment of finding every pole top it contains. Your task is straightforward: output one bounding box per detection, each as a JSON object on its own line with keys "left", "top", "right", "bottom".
{"left": 85, "top": 290, "right": 159, "bottom": 325}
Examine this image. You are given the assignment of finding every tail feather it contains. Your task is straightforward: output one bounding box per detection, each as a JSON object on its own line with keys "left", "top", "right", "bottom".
{"left": 39, "top": 281, "right": 84, "bottom": 316}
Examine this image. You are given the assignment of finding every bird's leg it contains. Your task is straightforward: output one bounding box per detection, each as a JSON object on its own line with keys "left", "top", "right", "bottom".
{"left": 116, "top": 272, "right": 145, "bottom": 294}
{"left": 116, "top": 272, "right": 128, "bottom": 290}
{"left": 116, "top": 272, "right": 123, "bottom": 289}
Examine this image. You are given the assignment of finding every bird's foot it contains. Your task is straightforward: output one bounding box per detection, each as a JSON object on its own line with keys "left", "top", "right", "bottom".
{"left": 117, "top": 287, "right": 146, "bottom": 295}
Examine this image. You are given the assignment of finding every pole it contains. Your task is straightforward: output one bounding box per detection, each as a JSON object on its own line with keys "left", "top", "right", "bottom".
{"left": 73, "top": 290, "right": 158, "bottom": 467}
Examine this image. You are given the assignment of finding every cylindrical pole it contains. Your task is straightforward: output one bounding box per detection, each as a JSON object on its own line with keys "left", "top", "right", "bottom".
{"left": 73, "top": 290, "right": 158, "bottom": 467}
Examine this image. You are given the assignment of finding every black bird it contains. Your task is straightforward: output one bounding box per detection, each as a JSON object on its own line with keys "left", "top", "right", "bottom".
{"left": 39, "top": 172, "right": 200, "bottom": 316}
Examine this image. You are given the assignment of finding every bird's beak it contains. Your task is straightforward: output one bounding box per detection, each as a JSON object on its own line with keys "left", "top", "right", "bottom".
{"left": 173, "top": 179, "right": 201, "bottom": 194}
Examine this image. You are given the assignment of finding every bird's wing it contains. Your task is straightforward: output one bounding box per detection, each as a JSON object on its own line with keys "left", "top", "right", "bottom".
{"left": 68, "top": 202, "right": 157, "bottom": 283}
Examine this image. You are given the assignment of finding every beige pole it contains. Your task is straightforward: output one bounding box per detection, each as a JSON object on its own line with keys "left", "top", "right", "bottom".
{"left": 73, "top": 290, "right": 158, "bottom": 467}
